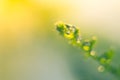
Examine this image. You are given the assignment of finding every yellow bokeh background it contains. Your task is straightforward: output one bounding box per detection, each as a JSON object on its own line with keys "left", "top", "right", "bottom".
{"left": 0, "top": 0, "right": 120, "bottom": 80}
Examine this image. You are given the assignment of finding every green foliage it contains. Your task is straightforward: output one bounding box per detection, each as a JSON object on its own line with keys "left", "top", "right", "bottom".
{"left": 55, "top": 21, "right": 120, "bottom": 79}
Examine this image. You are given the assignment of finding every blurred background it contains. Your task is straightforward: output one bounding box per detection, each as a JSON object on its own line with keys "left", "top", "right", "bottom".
{"left": 0, "top": 0, "right": 120, "bottom": 80}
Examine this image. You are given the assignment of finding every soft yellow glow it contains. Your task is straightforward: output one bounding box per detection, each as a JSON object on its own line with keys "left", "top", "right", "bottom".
{"left": 92, "top": 36, "right": 97, "bottom": 40}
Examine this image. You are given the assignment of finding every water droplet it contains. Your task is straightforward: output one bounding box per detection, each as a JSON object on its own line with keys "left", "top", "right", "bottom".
{"left": 98, "top": 65, "right": 105, "bottom": 72}
{"left": 90, "top": 51, "right": 96, "bottom": 56}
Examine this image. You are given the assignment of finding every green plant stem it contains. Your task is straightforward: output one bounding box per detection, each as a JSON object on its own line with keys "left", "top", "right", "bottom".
{"left": 55, "top": 21, "right": 120, "bottom": 79}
